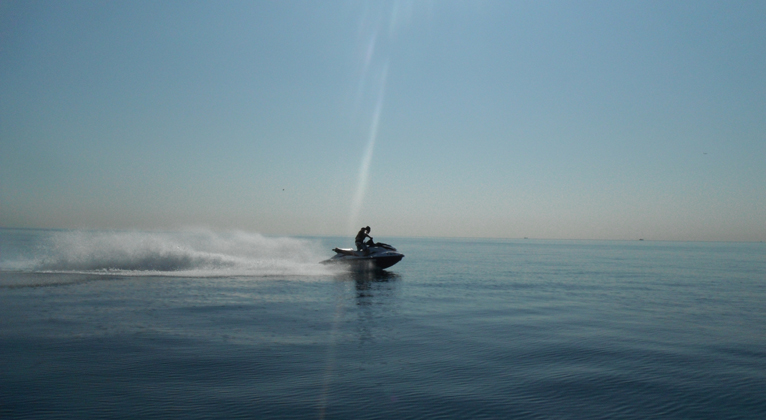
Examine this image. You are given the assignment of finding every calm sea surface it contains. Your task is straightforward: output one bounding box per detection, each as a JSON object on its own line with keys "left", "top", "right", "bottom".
{"left": 1, "top": 228, "right": 765, "bottom": 419}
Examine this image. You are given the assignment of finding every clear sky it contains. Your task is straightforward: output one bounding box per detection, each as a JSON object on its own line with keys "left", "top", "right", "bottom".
{"left": 1, "top": 0, "right": 764, "bottom": 241}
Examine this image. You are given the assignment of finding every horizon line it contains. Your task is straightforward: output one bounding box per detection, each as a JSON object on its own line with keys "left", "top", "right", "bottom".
{"left": 1, "top": 226, "right": 763, "bottom": 244}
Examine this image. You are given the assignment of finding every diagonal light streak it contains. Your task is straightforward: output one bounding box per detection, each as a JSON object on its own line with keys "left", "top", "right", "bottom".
{"left": 348, "top": 62, "right": 388, "bottom": 232}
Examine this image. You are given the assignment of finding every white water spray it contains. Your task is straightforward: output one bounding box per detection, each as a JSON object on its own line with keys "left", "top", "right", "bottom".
{"left": 13, "top": 230, "right": 340, "bottom": 278}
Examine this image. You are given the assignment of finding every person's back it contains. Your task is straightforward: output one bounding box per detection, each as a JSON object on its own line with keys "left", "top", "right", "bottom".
{"left": 355, "top": 226, "right": 371, "bottom": 251}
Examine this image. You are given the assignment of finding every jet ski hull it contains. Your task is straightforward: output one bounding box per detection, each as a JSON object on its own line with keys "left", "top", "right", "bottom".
{"left": 323, "top": 255, "right": 403, "bottom": 270}
{"left": 322, "top": 242, "right": 404, "bottom": 270}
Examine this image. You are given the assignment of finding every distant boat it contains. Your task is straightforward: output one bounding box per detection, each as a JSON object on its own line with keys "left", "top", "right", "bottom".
{"left": 639, "top": 239, "right": 644, "bottom": 241}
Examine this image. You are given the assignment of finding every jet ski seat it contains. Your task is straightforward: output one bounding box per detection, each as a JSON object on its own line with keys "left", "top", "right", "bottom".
{"left": 332, "top": 248, "right": 358, "bottom": 256}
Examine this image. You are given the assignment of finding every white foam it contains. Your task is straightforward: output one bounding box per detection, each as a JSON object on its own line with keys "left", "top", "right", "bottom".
{"left": 27, "top": 229, "right": 341, "bottom": 278}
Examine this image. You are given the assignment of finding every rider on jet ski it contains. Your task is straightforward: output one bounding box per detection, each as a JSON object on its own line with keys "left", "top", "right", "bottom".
{"left": 355, "top": 226, "right": 372, "bottom": 253}
{"left": 323, "top": 226, "right": 403, "bottom": 269}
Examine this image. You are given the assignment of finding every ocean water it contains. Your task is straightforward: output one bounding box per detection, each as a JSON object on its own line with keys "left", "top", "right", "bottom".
{"left": 1, "top": 228, "right": 765, "bottom": 419}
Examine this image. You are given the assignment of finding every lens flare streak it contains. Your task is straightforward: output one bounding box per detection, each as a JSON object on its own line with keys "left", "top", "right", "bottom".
{"left": 349, "top": 64, "right": 388, "bottom": 231}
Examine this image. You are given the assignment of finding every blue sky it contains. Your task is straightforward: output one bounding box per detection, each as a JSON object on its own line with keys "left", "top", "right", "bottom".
{"left": 1, "top": 0, "right": 764, "bottom": 241}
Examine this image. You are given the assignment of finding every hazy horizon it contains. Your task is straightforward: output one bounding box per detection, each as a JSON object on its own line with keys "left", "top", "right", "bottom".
{"left": 2, "top": 1, "right": 764, "bottom": 242}
{"left": 2, "top": 226, "right": 764, "bottom": 245}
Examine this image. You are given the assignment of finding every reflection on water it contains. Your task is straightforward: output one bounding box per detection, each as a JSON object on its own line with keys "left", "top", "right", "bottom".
{"left": 320, "top": 270, "right": 401, "bottom": 419}
{"left": 352, "top": 271, "right": 399, "bottom": 299}
{"left": 334, "top": 269, "right": 400, "bottom": 283}
{"left": 332, "top": 269, "right": 400, "bottom": 300}
{"left": 334, "top": 270, "right": 401, "bottom": 345}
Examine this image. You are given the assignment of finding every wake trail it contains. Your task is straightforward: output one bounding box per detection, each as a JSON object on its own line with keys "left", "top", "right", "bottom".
{"left": 4, "top": 229, "right": 342, "bottom": 278}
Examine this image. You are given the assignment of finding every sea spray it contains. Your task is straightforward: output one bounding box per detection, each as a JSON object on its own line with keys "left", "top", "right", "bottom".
{"left": 11, "top": 229, "right": 340, "bottom": 277}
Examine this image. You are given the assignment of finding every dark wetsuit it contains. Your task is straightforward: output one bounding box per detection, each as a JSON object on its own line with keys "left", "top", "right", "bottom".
{"left": 355, "top": 229, "right": 371, "bottom": 251}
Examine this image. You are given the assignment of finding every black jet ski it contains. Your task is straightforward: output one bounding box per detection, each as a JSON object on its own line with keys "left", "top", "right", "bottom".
{"left": 322, "top": 238, "right": 404, "bottom": 270}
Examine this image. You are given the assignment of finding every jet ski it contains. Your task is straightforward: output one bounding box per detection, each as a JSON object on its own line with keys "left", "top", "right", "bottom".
{"left": 322, "top": 238, "right": 404, "bottom": 270}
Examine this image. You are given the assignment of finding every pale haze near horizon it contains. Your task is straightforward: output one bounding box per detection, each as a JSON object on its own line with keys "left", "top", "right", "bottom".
{"left": 1, "top": 0, "right": 764, "bottom": 241}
